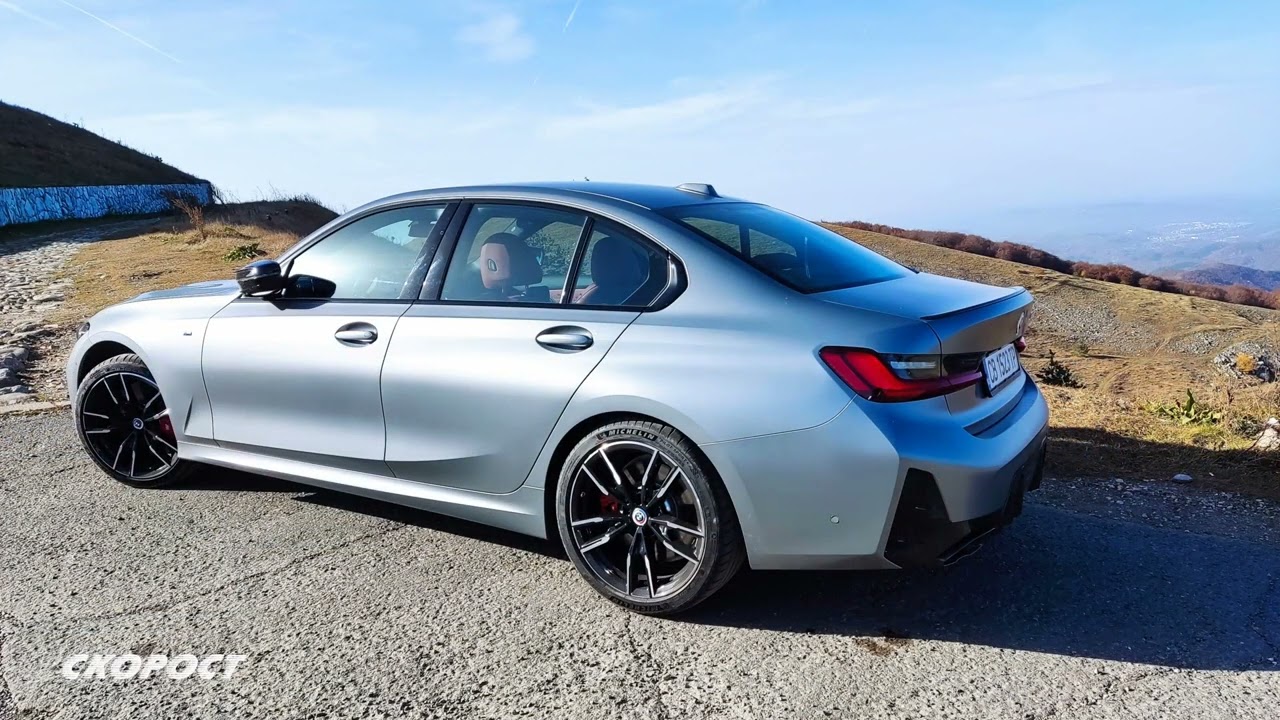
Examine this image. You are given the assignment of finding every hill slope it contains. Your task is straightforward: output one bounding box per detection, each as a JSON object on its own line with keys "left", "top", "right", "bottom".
{"left": 1171, "top": 263, "right": 1280, "bottom": 292}
{"left": 825, "top": 224, "right": 1280, "bottom": 494}
{"left": 0, "top": 101, "right": 202, "bottom": 188}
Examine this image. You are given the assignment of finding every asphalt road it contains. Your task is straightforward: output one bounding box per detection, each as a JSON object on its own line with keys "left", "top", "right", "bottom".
{"left": 1, "top": 412, "right": 1277, "bottom": 719}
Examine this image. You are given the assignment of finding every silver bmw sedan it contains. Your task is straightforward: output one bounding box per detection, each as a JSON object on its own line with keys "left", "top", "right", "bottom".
{"left": 67, "top": 182, "right": 1049, "bottom": 615}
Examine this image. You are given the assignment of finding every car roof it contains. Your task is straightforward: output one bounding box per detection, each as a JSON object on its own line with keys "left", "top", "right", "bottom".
{"left": 373, "top": 182, "right": 742, "bottom": 211}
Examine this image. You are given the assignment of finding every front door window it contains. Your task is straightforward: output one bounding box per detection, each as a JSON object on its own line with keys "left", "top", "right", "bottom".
{"left": 288, "top": 204, "right": 447, "bottom": 300}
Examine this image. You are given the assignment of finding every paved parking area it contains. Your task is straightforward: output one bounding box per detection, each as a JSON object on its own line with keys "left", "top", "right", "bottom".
{"left": 2, "top": 411, "right": 1277, "bottom": 719}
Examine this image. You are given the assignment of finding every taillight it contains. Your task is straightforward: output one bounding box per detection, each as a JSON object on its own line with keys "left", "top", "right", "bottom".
{"left": 819, "top": 347, "right": 983, "bottom": 402}
{"left": 1014, "top": 337, "right": 1027, "bottom": 352}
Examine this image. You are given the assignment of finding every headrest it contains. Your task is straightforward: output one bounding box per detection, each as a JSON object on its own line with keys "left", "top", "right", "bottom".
{"left": 591, "top": 236, "right": 646, "bottom": 288}
{"left": 479, "top": 233, "right": 542, "bottom": 289}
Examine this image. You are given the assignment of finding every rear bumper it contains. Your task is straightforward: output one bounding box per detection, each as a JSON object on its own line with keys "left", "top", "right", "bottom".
{"left": 700, "top": 377, "right": 1049, "bottom": 570}
{"left": 884, "top": 439, "right": 1045, "bottom": 568}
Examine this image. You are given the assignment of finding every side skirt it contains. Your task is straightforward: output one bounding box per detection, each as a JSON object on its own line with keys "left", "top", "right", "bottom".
{"left": 180, "top": 442, "right": 548, "bottom": 539}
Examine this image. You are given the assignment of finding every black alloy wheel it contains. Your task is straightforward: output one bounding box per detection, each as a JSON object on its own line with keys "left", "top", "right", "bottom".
{"left": 556, "top": 420, "right": 745, "bottom": 615}
{"left": 75, "top": 353, "right": 194, "bottom": 487}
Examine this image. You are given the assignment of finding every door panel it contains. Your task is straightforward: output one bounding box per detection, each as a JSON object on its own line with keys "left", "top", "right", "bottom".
{"left": 382, "top": 304, "right": 639, "bottom": 493}
{"left": 204, "top": 300, "right": 408, "bottom": 470}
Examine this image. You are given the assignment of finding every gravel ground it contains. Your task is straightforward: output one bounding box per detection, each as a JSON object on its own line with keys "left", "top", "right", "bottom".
{"left": 0, "top": 218, "right": 163, "bottom": 405}
{"left": 1034, "top": 476, "right": 1280, "bottom": 548}
{"left": 1, "top": 411, "right": 1278, "bottom": 720}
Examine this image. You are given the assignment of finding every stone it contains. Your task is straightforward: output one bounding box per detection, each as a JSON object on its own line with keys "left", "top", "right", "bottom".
{"left": 0, "top": 367, "right": 16, "bottom": 387}
{"left": 0, "top": 346, "right": 29, "bottom": 370}
{"left": 1255, "top": 418, "right": 1280, "bottom": 452}
{"left": 1212, "top": 342, "right": 1278, "bottom": 383}
{"left": 0, "top": 384, "right": 31, "bottom": 396}
{"left": 1172, "top": 473, "right": 1193, "bottom": 484}
{"left": 33, "top": 293, "right": 63, "bottom": 303}
{"left": 0, "top": 392, "right": 36, "bottom": 405}
{"left": 12, "top": 322, "right": 38, "bottom": 333}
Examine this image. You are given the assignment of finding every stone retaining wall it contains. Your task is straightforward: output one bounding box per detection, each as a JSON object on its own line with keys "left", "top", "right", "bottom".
{"left": 0, "top": 182, "right": 212, "bottom": 227}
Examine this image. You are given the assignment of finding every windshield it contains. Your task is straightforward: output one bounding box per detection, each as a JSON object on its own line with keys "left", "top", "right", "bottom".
{"left": 659, "top": 202, "right": 911, "bottom": 293}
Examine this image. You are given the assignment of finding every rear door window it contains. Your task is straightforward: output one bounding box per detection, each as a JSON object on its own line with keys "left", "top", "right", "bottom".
{"left": 439, "top": 204, "right": 588, "bottom": 305}
{"left": 569, "top": 220, "right": 669, "bottom": 307}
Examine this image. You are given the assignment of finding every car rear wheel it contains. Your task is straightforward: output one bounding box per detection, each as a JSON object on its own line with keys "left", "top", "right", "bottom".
{"left": 555, "top": 420, "right": 745, "bottom": 615}
{"left": 74, "top": 353, "right": 195, "bottom": 488}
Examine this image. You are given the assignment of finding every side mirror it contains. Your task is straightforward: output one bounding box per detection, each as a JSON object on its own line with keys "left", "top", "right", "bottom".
{"left": 235, "top": 259, "right": 285, "bottom": 296}
{"left": 283, "top": 274, "right": 336, "bottom": 299}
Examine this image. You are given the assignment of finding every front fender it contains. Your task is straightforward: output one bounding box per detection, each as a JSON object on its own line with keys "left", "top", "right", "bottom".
{"left": 66, "top": 297, "right": 227, "bottom": 444}
{"left": 66, "top": 329, "right": 146, "bottom": 397}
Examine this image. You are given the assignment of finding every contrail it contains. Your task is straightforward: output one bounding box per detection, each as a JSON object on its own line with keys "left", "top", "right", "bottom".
{"left": 54, "top": 0, "right": 182, "bottom": 63}
{"left": 563, "top": 0, "right": 583, "bottom": 31}
{"left": 0, "top": 0, "right": 61, "bottom": 28}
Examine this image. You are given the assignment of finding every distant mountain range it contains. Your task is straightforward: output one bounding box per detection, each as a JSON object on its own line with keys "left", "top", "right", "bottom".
{"left": 947, "top": 198, "right": 1280, "bottom": 274}
{"left": 1168, "top": 263, "right": 1280, "bottom": 292}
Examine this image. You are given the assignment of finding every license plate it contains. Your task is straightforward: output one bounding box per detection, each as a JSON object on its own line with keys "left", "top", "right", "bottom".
{"left": 982, "top": 343, "right": 1021, "bottom": 393}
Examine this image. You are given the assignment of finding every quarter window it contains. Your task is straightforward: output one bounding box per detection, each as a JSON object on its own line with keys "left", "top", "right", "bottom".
{"left": 288, "top": 204, "right": 446, "bottom": 300}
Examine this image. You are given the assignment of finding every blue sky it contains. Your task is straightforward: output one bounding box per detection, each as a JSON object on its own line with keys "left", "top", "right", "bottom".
{"left": 1, "top": 0, "right": 1277, "bottom": 228}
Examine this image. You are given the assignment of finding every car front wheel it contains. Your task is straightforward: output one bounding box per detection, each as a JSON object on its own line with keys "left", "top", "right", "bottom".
{"left": 555, "top": 420, "right": 745, "bottom": 615}
{"left": 74, "top": 353, "right": 195, "bottom": 488}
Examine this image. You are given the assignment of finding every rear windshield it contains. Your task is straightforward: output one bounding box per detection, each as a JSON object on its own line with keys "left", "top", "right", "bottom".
{"left": 659, "top": 202, "right": 911, "bottom": 293}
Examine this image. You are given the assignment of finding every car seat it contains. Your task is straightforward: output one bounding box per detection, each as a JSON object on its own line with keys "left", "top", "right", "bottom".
{"left": 478, "top": 233, "right": 546, "bottom": 301}
{"left": 578, "top": 236, "right": 647, "bottom": 306}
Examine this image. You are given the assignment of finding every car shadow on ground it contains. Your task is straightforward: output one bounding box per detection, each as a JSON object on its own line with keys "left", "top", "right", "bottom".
{"left": 684, "top": 504, "right": 1280, "bottom": 672}
{"left": 174, "top": 471, "right": 1278, "bottom": 672}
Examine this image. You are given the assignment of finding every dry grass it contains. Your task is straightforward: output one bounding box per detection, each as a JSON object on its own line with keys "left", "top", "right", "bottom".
{"left": 0, "top": 101, "right": 201, "bottom": 188}
{"left": 53, "top": 200, "right": 336, "bottom": 325}
{"left": 826, "top": 224, "right": 1280, "bottom": 499}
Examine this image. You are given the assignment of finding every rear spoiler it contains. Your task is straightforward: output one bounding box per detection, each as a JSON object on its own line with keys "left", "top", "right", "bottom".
{"left": 920, "top": 288, "right": 1027, "bottom": 321}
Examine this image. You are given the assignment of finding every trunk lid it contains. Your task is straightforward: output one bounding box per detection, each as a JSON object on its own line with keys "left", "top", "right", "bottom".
{"left": 817, "top": 272, "right": 1034, "bottom": 419}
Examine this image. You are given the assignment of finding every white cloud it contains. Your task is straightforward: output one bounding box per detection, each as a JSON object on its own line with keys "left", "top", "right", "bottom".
{"left": 779, "top": 97, "right": 882, "bottom": 121}
{"left": 987, "top": 72, "right": 1113, "bottom": 99}
{"left": 543, "top": 83, "right": 768, "bottom": 137}
{"left": 456, "top": 11, "right": 534, "bottom": 63}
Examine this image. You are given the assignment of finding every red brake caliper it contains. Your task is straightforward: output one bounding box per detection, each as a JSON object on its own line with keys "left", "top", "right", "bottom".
{"left": 157, "top": 415, "right": 176, "bottom": 441}
{"left": 599, "top": 494, "right": 621, "bottom": 515}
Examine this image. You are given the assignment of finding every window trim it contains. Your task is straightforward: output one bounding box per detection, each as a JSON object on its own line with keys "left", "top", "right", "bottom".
{"left": 236, "top": 200, "right": 457, "bottom": 306}
{"left": 559, "top": 216, "right": 595, "bottom": 305}
{"left": 417, "top": 200, "right": 685, "bottom": 312}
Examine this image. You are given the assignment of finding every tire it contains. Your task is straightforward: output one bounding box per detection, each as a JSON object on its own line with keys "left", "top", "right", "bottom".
{"left": 74, "top": 353, "right": 196, "bottom": 488}
{"left": 555, "top": 420, "right": 745, "bottom": 615}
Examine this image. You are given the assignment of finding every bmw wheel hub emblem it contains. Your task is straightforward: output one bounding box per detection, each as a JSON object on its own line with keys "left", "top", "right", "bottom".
{"left": 131, "top": 418, "right": 144, "bottom": 430}
{"left": 630, "top": 507, "right": 649, "bottom": 526}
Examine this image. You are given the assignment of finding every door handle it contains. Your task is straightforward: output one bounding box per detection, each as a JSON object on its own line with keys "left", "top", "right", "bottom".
{"left": 536, "top": 327, "right": 593, "bottom": 352}
{"left": 335, "top": 323, "right": 378, "bottom": 346}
